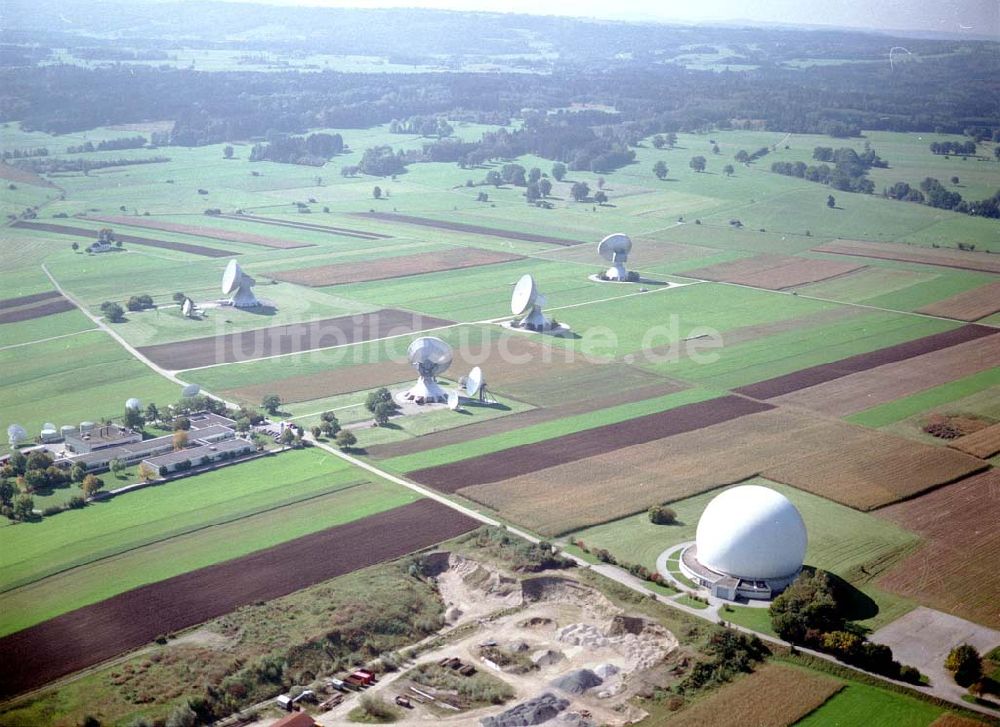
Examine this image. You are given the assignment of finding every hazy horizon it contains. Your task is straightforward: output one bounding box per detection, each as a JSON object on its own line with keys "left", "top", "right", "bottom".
{"left": 210, "top": 0, "right": 1000, "bottom": 37}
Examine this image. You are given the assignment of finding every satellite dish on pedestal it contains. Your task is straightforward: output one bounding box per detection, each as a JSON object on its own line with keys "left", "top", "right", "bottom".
{"left": 598, "top": 233, "right": 632, "bottom": 280}
{"left": 181, "top": 383, "right": 200, "bottom": 398}
{"left": 511, "top": 274, "right": 551, "bottom": 331}
{"left": 125, "top": 397, "right": 141, "bottom": 411}
{"left": 404, "top": 336, "right": 452, "bottom": 404}
{"left": 181, "top": 298, "right": 195, "bottom": 317}
{"left": 447, "top": 390, "right": 460, "bottom": 410}
{"left": 7, "top": 423, "right": 27, "bottom": 448}
{"left": 221, "top": 260, "right": 260, "bottom": 308}
{"left": 465, "top": 366, "right": 484, "bottom": 398}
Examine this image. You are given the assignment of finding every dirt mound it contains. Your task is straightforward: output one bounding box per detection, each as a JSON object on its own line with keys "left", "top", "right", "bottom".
{"left": 520, "top": 616, "right": 555, "bottom": 630}
{"left": 551, "top": 669, "right": 603, "bottom": 694}
{"left": 520, "top": 577, "right": 618, "bottom": 620}
{"left": 607, "top": 615, "right": 644, "bottom": 636}
{"left": 556, "top": 621, "right": 677, "bottom": 671}
{"left": 480, "top": 692, "right": 570, "bottom": 727}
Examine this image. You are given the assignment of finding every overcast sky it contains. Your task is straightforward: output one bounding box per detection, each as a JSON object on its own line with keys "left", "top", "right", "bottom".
{"left": 228, "top": 0, "right": 999, "bottom": 36}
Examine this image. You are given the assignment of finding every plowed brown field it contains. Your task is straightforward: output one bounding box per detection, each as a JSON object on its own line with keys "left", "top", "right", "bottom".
{"left": 734, "top": 324, "right": 995, "bottom": 399}
{"left": 876, "top": 470, "right": 1000, "bottom": 629}
{"left": 662, "top": 663, "right": 842, "bottom": 727}
{"left": 409, "top": 395, "right": 772, "bottom": 494}
{"left": 219, "top": 213, "right": 391, "bottom": 240}
{"left": 0, "top": 499, "right": 476, "bottom": 698}
{"left": 0, "top": 297, "right": 74, "bottom": 324}
{"left": 0, "top": 162, "right": 55, "bottom": 187}
{"left": 137, "top": 309, "right": 454, "bottom": 369}
{"left": 0, "top": 290, "right": 62, "bottom": 309}
{"left": 89, "top": 215, "right": 313, "bottom": 249}
{"left": 771, "top": 334, "right": 1000, "bottom": 417}
{"left": 12, "top": 221, "right": 231, "bottom": 257}
{"left": 682, "top": 254, "right": 863, "bottom": 289}
{"left": 268, "top": 247, "right": 523, "bottom": 287}
{"left": 948, "top": 423, "right": 1000, "bottom": 459}
{"left": 813, "top": 239, "right": 1000, "bottom": 274}
{"left": 917, "top": 281, "right": 1000, "bottom": 321}
{"left": 356, "top": 211, "right": 583, "bottom": 246}
{"left": 459, "top": 409, "right": 985, "bottom": 534}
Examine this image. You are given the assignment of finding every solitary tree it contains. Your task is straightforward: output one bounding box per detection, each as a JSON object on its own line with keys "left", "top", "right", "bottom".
{"left": 71, "top": 242, "right": 79, "bottom": 252}
{"left": 539, "top": 178, "right": 552, "bottom": 197}
{"left": 138, "top": 463, "right": 157, "bottom": 482}
{"left": 951, "top": 176, "right": 960, "bottom": 185}
{"left": 100, "top": 301, "right": 125, "bottom": 323}
{"left": 689, "top": 156, "right": 707, "bottom": 173}
{"left": 945, "top": 644, "right": 982, "bottom": 686}
{"left": 172, "top": 430, "right": 188, "bottom": 451}
{"left": 648, "top": 505, "right": 677, "bottom": 524}
{"left": 594, "top": 190, "right": 608, "bottom": 205}
{"left": 109, "top": 458, "right": 126, "bottom": 478}
{"left": 827, "top": 195, "right": 836, "bottom": 208}
{"left": 311, "top": 425, "right": 322, "bottom": 439}
{"left": 336, "top": 429, "right": 357, "bottom": 450}
{"left": 261, "top": 394, "right": 282, "bottom": 415}
{"left": 279, "top": 428, "right": 296, "bottom": 449}
{"left": 485, "top": 170, "right": 502, "bottom": 187}
{"left": 81, "top": 474, "right": 103, "bottom": 498}
{"left": 124, "top": 405, "right": 144, "bottom": 431}
{"left": 373, "top": 401, "right": 395, "bottom": 426}
{"left": 172, "top": 292, "right": 186, "bottom": 303}
{"left": 712, "top": 143, "right": 720, "bottom": 155}
{"left": 144, "top": 402, "right": 160, "bottom": 425}
{"left": 552, "top": 162, "right": 567, "bottom": 181}
{"left": 652, "top": 135, "right": 666, "bottom": 149}
{"left": 70, "top": 463, "right": 87, "bottom": 483}
{"left": 528, "top": 167, "right": 542, "bottom": 184}
{"left": 653, "top": 161, "right": 669, "bottom": 180}
{"left": 13, "top": 494, "right": 34, "bottom": 520}
{"left": 665, "top": 132, "right": 678, "bottom": 148}
{"left": 365, "top": 388, "right": 393, "bottom": 413}
{"left": 223, "top": 145, "right": 234, "bottom": 159}
{"left": 526, "top": 182, "right": 541, "bottom": 203}
{"left": 723, "top": 164, "right": 735, "bottom": 176}
{"left": 735, "top": 149, "right": 750, "bottom": 164}
{"left": 372, "top": 185, "right": 382, "bottom": 199}
{"left": 570, "top": 181, "right": 590, "bottom": 202}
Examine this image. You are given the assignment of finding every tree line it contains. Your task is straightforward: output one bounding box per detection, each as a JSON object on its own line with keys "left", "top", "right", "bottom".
{"left": 248, "top": 132, "right": 344, "bottom": 166}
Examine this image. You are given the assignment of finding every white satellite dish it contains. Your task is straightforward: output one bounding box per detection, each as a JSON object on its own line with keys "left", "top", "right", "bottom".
{"left": 181, "top": 297, "right": 194, "bottom": 317}
{"left": 510, "top": 274, "right": 551, "bottom": 331}
{"left": 403, "top": 336, "right": 452, "bottom": 403}
{"left": 125, "top": 397, "right": 141, "bottom": 410}
{"left": 7, "top": 423, "right": 27, "bottom": 447}
{"left": 181, "top": 383, "right": 200, "bottom": 398}
{"left": 598, "top": 233, "right": 632, "bottom": 280}
{"left": 447, "top": 390, "right": 460, "bottom": 410}
{"left": 465, "top": 366, "right": 484, "bottom": 398}
{"left": 221, "top": 259, "right": 260, "bottom": 308}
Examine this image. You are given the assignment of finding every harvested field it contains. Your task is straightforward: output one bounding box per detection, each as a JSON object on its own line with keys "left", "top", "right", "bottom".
{"left": 662, "top": 663, "right": 842, "bottom": 727}
{"left": 917, "top": 281, "right": 1000, "bottom": 321}
{"left": 771, "top": 333, "right": 1000, "bottom": 417}
{"left": 0, "top": 296, "right": 74, "bottom": 324}
{"left": 355, "top": 211, "right": 582, "bottom": 246}
{"left": 876, "top": 470, "right": 1000, "bottom": 629}
{"left": 0, "top": 162, "right": 55, "bottom": 187}
{"left": 0, "top": 498, "right": 476, "bottom": 698}
{"left": 88, "top": 215, "right": 313, "bottom": 249}
{"left": 409, "top": 395, "right": 772, "bottom": 493}
{"left": 460, "top": 409, "right": 985, "bottom": 534}
{"left": 11, "top": 221, "right": 231, "bottom": 258}
{"left": 930, "top": 715, "right": 993, "bottom": 727}
{"left": 218, "top": 212, "right": 391, "bottom": 240}
{"left": 138, "top": 309, "right": 454, "bottom": 369}
{"left": 268, "top": 247, "right": 523, "bottom": 287}
{"left": 948, "top": 423, "right": 1000, "bottom": 458}
{"left": 814, "top": 239, "right": 1000, "bottom": 275}
{"left": 226, "top": 359, "right": 414, "bottom": 404}
{"left": 734, "top": 324, "right": 994, "bottom": 399}
{"left": 682, "top": 254, "right": 864, "bottom": 289}
{"left": 0, "top": 290, "right": 62, "bottom": 310}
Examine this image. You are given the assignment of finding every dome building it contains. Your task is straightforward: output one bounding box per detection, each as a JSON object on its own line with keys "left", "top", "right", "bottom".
{"left": 679, "top": 485, "right": 807, "bottom": 601}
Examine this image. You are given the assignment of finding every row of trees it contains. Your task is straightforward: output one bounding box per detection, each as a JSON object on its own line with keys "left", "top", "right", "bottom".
{"left": 9, "top": 156, "right": 170, "bottom": 175}
{"left": 929, "top": 140, "right": 977, "bottom": 156}
{"left": 389, "top": 116, "right": 454, "bottom": 138}
{"left": 66, "top": 136, "right": 147, "bottom": 154}
{"left": 885, "top": 177, "right": 1000, "bottom": 218}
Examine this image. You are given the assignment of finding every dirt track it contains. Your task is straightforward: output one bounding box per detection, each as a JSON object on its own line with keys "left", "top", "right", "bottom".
{"left": 0, "top": 297, "right": 75, "bottom": 324}
{"left": 219, "top": 213, "right": 392, "bottom": 240}
{"left": 682, "top": 254, "right": 864, "bottom": 290}
{"left": 408, "top": 395, "right": 772, "bottom": 492}
{"left": 137, "top": 308, "right": 455, "bottom": 369}
{"left": 89, "top": 215, "right": 313, "bottom": 250}
{"left": 0, "top": 499, "right": 477, "bottom": 699}
{"left": 12, "top": 221, "right": 232, "bottom": 258}
{"left": 734, "top": 324, "right": 996, "bottom": 400}
{"left": 356, "top": 211, "right": 583, "bottom": 246}
{"left": 268, "top": 247, "right": 523, "bottom": 287}
{"left": 814, "top": 239, "right": 1000, "bottom": 275}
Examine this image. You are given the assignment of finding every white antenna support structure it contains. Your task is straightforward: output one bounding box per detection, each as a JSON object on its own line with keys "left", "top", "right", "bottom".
{"left": 511, "top": 274, "right": 551, "bottom": 331}
{"left": 221, "top": 260, "right": 260, "bottom": 308}
{"left": 404, "top": 337, "right": 453, "bottom": 404}
{"left": 465, "top": 366, "right": 494, "bottom": 403}
{"left": 447, "top": 390, "right": 460, "bottom": 410}
{"left": 598, "top": 233, "right": 632, "bottom": 280}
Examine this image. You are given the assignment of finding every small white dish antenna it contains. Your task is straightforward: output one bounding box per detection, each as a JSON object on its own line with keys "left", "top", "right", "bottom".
{"left": 403, "top": 336, "right": 453, "bottom": 403}
{"left": 465, "top": 366, "right": 484, "bottom": 398}
{"left": 7, "top": 423, "right": 27, "bottom": 447}
{"left": 181, "top": 298, "right": 194, "bottom": 317}
{"left": 447, "top": 390, "right": 460, "bottom": 410}
{"left": 598, "top": 233, "right": 632, "bottom": 280}
{"left": 125, "top": 397, "right": 141, "bottom": 410}
{"left": 181, "top": 383, "right": 201, "bottom": 398}
{"left": 221, "top": 259, "right": 259, "bottom": 308}
{"left": 510, "top": 274, "right": 551, "bottom": 331}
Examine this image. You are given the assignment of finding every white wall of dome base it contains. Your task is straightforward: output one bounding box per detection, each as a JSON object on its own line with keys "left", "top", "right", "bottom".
{"left": 678, "top": 545, "right": 800, "bottom": 601}
{"left": 400, "top": 377, "right": 448, "bottom": 404}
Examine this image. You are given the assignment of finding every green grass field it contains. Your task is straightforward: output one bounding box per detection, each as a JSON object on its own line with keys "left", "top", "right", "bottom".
{"left": 0, "top": 448, "right": 419, "bottom": 634}
{"left": 571, "top": 478, "right": 920, "bottom": 630}
{"left": 793, "top": 683, "right": 943, "bottom": 727}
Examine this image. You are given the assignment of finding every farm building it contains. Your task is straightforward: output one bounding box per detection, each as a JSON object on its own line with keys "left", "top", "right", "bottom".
{"left": 679, "top": 484, "right": 807, "bottom": 601}
{"left": 141, "top": 437, "right": 253, "bottom": 474}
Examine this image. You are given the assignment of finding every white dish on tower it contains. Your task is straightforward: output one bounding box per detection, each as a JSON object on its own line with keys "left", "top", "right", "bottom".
{"left": 221, "top": 260, "right": 260, "bottom": 308}
{"left": 125, "top": 397, "right": 141, "bottom": 410}
{"left": 403, "top": 336, "right": 453, "bottom": 403}
{"left": 598, "top": 233, "right": 632, "bottom": 280}
{"left": 181, "top": 383, "right": 201, "bottom": 398}
{"left": 510, "top": 274, "right": 551, "bottom": 331}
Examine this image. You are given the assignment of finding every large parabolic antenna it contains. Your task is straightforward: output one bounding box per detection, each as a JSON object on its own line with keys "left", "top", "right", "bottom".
{"left": 598, "top": 233, "right": 632, "bottom": 280}
{"left": 511, "top": 274, "right": 551, "bottom": 331}
{"left": 404, "top": 336, "right": 452, "bottom": 403}
{"left": 125, "top": 397, "right": 141, "bottom": 411}
{"left": 7, "top": 423, "right": 27, "bottom": 447}
{"left": 221, "top": 260, "right": 259, "bottom": 308}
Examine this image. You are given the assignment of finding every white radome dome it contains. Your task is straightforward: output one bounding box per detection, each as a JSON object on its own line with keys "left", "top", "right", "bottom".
{"left": 695, "top": 485, "right": 807, "bottom": 580}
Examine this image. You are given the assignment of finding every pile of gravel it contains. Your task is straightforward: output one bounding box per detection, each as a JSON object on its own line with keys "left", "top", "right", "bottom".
{"left": 481, "top": 692, "right": 570, "bottom": 727}
{"left": 550, "top": 669, "right": 603, "bottom": 695}
{"left": 594, "top": 663, "right": 620, "bottom": 680}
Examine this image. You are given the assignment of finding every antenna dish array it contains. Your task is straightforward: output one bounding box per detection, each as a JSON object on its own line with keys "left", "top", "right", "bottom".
{"left": 403, "top": 336, "right": 452, "bottom": 404}
{"left": 221, "top": 260, "right": 260, "bottom": 308}
{"left": 125, "top": 397, "right": 141, "bottom": 411}
{"left": 463, "top": 365, "right": 495, "bottom": 403}
{"left": 510, "top": 274, "right": 552, "bottom": 331}
{"left": 181, "top": 383, "right": 201, "bottom": 398}
{"left": 597, "top": 233, "right": 632, "bottom": 281}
